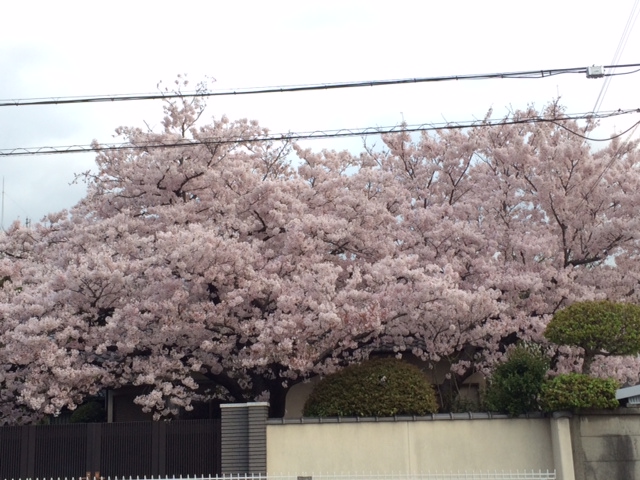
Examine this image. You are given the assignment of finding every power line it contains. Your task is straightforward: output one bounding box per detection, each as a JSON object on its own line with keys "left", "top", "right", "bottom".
{"left": 604, "top": 66, "right": 640, "bottom": 76}
{"left": 593, "top": 1, "right": 640, "bottom": 113}
{"left": 1, "top": 108, "right": 638, "bottom": 158}
{"left": 583, "top": 2, "right": 640, "bottom": 215}
{"left": 552, "top": 118, "right": 640, "bottom": 142}
{"left": 575, "top": 118, "right": 640, "bottom": 214}
{"left": 2, "top": 64, "right": 640, "bottom": 108}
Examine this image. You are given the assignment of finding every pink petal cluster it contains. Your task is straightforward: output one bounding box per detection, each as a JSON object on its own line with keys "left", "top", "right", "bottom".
{"left": 1, "top": 95, "right": 639, "bottom": 422}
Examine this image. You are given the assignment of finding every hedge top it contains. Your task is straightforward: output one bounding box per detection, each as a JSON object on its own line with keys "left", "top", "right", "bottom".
{"left": 303, "top": 357, "right": 438, "bottom": 417}
{"left": 545, "top": 300, "right": 640, "bottom": 357}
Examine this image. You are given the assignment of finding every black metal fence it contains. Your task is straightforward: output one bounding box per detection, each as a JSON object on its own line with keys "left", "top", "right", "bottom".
{"left": 0, "top": 420, "right": 221, "bottom": 480}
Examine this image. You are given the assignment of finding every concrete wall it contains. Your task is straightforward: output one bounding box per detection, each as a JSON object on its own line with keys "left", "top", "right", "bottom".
{"left": 267, "top": 415, "right": 556, "bottom": 475}
{"left": 571, "top": 409, "right": 640, "bottom": 480}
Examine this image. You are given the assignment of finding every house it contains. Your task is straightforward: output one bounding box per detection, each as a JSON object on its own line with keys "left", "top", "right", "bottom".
{"left": 615, "top": 384, "right": 640, "bottom": 406}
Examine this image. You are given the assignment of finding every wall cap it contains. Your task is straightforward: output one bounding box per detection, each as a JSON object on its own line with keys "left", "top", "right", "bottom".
{"left": 220, "top": 402, "right": 270, "bottom": 409}
{"left": 268, "top": 412, "right": 548, "bottom": 424}
{"left": 551, "top": 411, "right": 573, "bottom": 419}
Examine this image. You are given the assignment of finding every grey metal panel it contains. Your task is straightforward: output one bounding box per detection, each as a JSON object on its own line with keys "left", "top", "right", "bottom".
{"left": 220, "top": 402, "right": 268, "bottom": 475}
{"left": 247, "top": 404, "right": 268, "bottom": 474}
{"left": 221, "top": 404, "right": 250, "bottom": 474}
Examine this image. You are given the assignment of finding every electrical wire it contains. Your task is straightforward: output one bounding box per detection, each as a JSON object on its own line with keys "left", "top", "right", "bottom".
{"left": 2, "top": 64, "right": 640, "bottom": 108}
{"left": 575, "top": 119, "right": 640, "bottom": 213}
{"left": 1, "top": 108, "right": 638, "bottom": 158}
{"left": 584, "top": 2, "right": 640, "bottom": 212}
{"left": 550, "top": 118, "right": 640, "bottom": 142}
{"left": 593, "top": 0, "right": 640, "bottom": 113}
{"left": 605, "top": 67, "right": 640, "bottom": 76}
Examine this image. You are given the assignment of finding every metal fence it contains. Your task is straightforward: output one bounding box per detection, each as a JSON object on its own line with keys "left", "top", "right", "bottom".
{"left": 0, "top": 420, "right": 221, "bottom": 480}
{"left": 0, "top": 473, "right": 557, "bottom": 480}
{"left": 222, "top": 474, "right": 557, "bottom": 480}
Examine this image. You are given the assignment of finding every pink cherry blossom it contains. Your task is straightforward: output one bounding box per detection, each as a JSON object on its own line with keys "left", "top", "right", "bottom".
{"left": 1, "top": 94, "right": 638, "bottom": 423}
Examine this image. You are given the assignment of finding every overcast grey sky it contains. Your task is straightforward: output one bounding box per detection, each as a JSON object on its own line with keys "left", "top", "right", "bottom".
{"left": 1, "top": 1, "right": 639, "bottom": 226}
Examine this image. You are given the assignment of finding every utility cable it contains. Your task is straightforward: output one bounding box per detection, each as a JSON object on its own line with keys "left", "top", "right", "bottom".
{"left": 575, "top": 118, "right": 640, "bottom": 213}
{"left": 1, "top": 108, "right": 638, "bottom": 157}
{"left": 593, "top": 0, "right": 640, "bottom": 113}
{"left": 584, "top": 1, "right": 640, "bottom": 214}
{"left": 2, "top": 64, "right": 640, "bottom": 108}
{"left": 550, "top": 118, "right": 640, "bottom": 142}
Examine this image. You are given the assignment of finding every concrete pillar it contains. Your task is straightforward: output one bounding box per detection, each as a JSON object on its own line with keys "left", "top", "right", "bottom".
{"left": 221, "top": 402, "right": 269, "bottom": 475}
{"left": 551, "top": 412, "right": 576, "bottom": 480}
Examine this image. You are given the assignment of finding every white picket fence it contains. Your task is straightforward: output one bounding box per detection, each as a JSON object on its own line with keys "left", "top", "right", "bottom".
{"left": 2, "top": 472, "right": 557, "bottom": 480}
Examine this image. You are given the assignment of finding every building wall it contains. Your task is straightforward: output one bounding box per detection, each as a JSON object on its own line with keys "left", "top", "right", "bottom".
{"left": 284, "top": 378, "right": 319, "bottom": 419}
{"left": 267, "top": 416, "right": 555, "bottom": 475}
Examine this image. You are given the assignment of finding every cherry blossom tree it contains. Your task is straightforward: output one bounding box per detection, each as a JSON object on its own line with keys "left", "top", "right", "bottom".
{"left": 1, "top": 88, "right": 639, "bottom": 423}
{"left": 0, "top": 84, "right": 494, "bottom": 422}
{"left": 362, "top": 103, "right": 640, "bottom": 381}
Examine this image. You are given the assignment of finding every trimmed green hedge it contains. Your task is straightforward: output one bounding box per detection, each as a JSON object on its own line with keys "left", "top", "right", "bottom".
{"left": 540, "top": 374, "right": 619, "bottom": 412}
{"left": 545, "top": 301, "right": 640, "bottom": 358}
{"left": 303, "top": 358, "right": 438, "bottom": 417}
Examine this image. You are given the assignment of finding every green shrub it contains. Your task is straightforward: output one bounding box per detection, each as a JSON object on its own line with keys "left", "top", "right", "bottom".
{"left": 303, "top": 358, "right": 438, "bottom": 417}
{"left": 448, "top": 392, "right": 483, "bottom": 413}
{"left": 69, "top": 401, "right": 106, "bottom": 423}
{"left": 545, "top": 301, "right": 640, "bottom": 372}
{"left": 484, "top": 344, "right": 549, "bottom": 416}
{"left": 540, "top": 374, "right": 619, "bottom": 412}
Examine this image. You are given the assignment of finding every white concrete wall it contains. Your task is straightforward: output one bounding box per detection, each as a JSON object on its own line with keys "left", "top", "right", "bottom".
{"left": 571, "top": 410, "right": 640, "bottom": 480}
{"left": 267, "top": 417, "right": 555, "bottom": 475}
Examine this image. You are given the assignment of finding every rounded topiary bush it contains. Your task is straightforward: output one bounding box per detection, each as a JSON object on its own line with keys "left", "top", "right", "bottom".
{"left": 484, "top": 344, "right": 550, "bottom": 416}
{"left": 303, "top": 357, "right": 438, "bottom": 417}
{"left": 545, "top": 301, "right": 640, "bottom": 372}
{"left": 540, "top": 374, "right": 619, "bottom": 412}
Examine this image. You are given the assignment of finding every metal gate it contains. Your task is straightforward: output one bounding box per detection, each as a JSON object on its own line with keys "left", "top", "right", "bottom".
{"left": 0, "top": 419, "right": 221, "bottom": 480}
